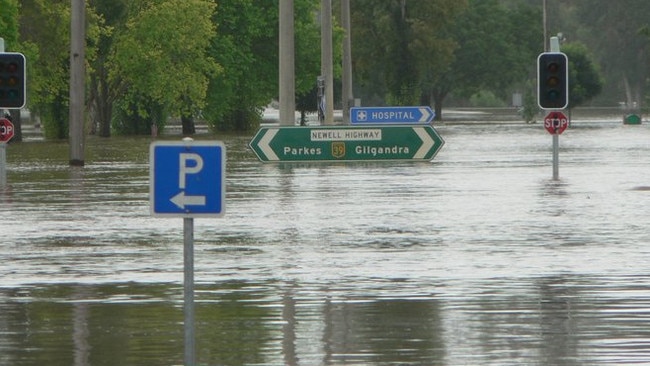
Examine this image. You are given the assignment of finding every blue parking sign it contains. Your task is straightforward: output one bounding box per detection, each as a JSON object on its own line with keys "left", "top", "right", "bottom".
{"left": 150, "top": 140, "right": 225, "bottom": 217}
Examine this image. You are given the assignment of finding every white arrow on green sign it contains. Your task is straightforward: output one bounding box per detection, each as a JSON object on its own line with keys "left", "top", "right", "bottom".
{"left": 249, "top": 125, "right": 444, "bottom": 162}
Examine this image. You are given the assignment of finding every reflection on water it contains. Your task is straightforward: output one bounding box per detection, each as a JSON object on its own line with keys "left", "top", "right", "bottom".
{"left": 3, "top": 277, "right": 650, "bottom": 365}
{"left": 1, "top": 122, "right": 650, "bottom": 365}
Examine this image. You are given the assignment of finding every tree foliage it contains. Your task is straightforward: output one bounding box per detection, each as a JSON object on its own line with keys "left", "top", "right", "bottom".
{"left": 9, "top": 0, "right": 650, "bottom": 139}
{"left": 349, "top": 0, "right": 545, "bottom": 120}
{"left": 18, "top": 0, "right": 71, "bottom": 139}
{"left": 203, "top": 0, "right": 323, "bottom": 132}
{"left": 0, "top": 0, "right": 19, "bottom": 48}
{"left": 351, "top": 0, "right": 466, "bottom": 109}
{"left": 423, "top": 0, "right": 541, "bottom": 119}
{"left": 563, "top": 42, "right": 603, "bottom": 109}
{"left": 109, "top": 0, "right": 219, "bottom": 134}
{"left": 202, "top": 0, "right": 278, "bottom": 132}
{"left": 573, "top": 0, "right": 650, "bottom": 107}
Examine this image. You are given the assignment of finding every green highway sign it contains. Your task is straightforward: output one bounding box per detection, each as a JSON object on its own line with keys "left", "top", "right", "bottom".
{"left": 249, "top": 125, "right": 445, "bottom": 162}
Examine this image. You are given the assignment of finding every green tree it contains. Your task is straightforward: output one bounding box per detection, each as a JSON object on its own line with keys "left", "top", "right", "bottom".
{"left": 203, "top": 0, "right": 279, "bottom": 132}
{"left": 0, "top": 0, "right": 19, "bottom": 49}
{"left": 87, "top": 0, "right": 127, "bottom": 137}
{"left": 429, "top": 0, "right": 541, "bottom": 119}
{"left": 203, "top": 0, "right": 323, "bottom": 132}
{"left": 575, "top": 0, "right": 650, "bottom": 107}
{"left": 109, "top": 0, "right": 219, "bottom": 135}
{"left": 351, "top": 0, "right": 466, "bottom": 112}
{"left": 562, "top": 42, "right": 603, "bottom": 109}
{"left": 18, "top": 0, "right": 71, "bottom": 139}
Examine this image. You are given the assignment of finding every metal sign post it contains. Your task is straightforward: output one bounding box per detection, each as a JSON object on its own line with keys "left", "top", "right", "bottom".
{"left": 552, "top": 134, "right": 560, "bottom": 180}
{"left": 0, "top": 143, "right": 6, "bottom": 188}
{"left": 183, "top": 217, "right": 195, "bottom": 365}
{"left": 150, "top": 139, "right": 226, "bottom": 366}
{"left": 544, "top": 111, "right": 568, "bottom": 180}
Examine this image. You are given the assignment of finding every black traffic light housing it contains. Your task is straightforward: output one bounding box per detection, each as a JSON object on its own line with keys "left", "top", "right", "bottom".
{"left": 0, "top": 52, "right": 26, "bottom": 109}
{"left": 537, "top": 52, "right": 568, "bottom": 110}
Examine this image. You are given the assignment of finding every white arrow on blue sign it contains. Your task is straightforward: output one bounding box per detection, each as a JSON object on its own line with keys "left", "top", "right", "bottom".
{"left": 150, "top": 140, "right": 225, "bottom": 217}
{"left": 350, "top": 106, "right": 435, "bottom": 124}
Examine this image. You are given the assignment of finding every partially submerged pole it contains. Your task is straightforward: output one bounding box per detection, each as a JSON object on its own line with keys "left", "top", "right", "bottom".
{"left": 69, "top": 0, "right": 86, "bottom": 166}
{"left": 341, "top": 0, "right": 353, "bottom": 124}
{"left": 321, "top": 0, "right": 334, "bottom": 125}
{"left": 279, "top": 0, "right": 295, "bottom": 126}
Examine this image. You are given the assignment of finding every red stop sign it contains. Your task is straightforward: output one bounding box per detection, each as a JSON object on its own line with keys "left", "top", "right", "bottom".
{"left": 0, "top": 118, "right": 15, "bottom": 142}
{"left": 544, "top": 111, "right": 568, "bottom": 135}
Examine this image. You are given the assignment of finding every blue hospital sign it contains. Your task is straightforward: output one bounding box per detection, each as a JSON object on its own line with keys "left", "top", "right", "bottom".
{"left": 150, "top": 140, "right": 225, "bottom": 217}
{"left": 350, "top": 106, "right": 434, "bottom": 124}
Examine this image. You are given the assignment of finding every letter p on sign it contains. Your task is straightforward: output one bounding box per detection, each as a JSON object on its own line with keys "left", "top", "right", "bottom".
{"left": 179, "top": 153, "right": 203, "bottom": 189}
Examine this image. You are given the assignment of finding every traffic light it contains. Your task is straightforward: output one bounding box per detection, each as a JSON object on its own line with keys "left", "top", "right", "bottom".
{"left": 0, "top": 52, "right": 26, "bottom": 109}
{"left": 537, "top": 52, "right": 568, "bottom": 110}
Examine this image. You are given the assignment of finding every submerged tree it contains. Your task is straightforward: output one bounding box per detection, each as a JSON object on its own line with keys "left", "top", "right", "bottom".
{"left": 108, "top": 0, "right": 219, "bottom": 135}
{"left": 562, "top": 42, "right": 603, "bottom": 109}
{"left": 574, "top": 0, "right": 650, "bottom": 108}
{"left": 351, "top": 0, "right": 466, "bottom": 115}
{"left": 203, "top": 0, "right": 324, "bottom": 132}
{"left": 18, "top": 0, "right": 71, "bottom": 139}
{"left": 431, "top": 0, "right": 541, "bottom": 119}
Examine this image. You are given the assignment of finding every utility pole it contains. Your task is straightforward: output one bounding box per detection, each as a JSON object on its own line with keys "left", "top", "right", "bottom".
{"left": 69, "top": 0, "right": 85, "bottom": 166}
{"left": 321, "top": 0, "right": 334, "bottom": 125}
{"left": 279, "top": 0, "right": 295, "bottom": 126}
{"left": 543, "top": 0, "right": 548, "bottom": 52}
{"left": 341, "top": 0, "right": 353, "bottom": 124}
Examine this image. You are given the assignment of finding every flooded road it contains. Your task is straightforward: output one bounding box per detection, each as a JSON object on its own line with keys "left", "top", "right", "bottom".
{"left": 1, "top": 121, "right": 650, "bottom": 365}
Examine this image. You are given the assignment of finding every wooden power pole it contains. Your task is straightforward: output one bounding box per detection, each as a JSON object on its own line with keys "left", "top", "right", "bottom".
{"left": 279, "top": 0, "right": 295, "bottom": 126}
{"left": 69, "top": 0, "right": 85, "bottom": 166}
{"left": 321, "top": 0, "right": 334, "bottom": 125}
{"left": 341, "top": 0, "right": 353, "bottom": 124}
